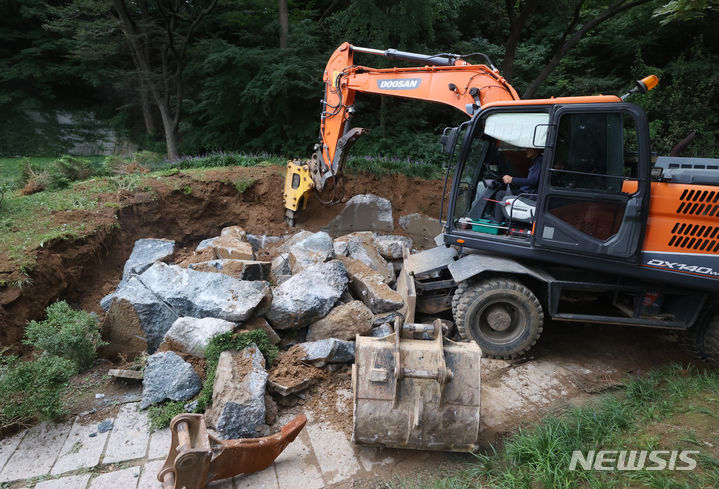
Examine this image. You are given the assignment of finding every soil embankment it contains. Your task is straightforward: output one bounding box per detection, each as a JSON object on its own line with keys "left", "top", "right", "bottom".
{"left": 0, "top": 166, "right": 445, "bottom": 346}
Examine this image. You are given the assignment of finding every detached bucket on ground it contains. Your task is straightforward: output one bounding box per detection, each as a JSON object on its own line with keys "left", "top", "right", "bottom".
{"left": 352, "top": 319, "right": 482, "bottom": 452}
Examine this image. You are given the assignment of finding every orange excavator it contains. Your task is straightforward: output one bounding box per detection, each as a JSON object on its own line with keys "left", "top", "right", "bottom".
{"left": 282, "top": 42, "right": 519, "bottom": 224}
{"left": 281, "top": 43, "right": 719, "bottom": 453}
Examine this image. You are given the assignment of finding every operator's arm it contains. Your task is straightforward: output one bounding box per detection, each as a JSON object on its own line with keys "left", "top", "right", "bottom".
{"left": 506, "top": 156, "right": 542, "bottom": 187}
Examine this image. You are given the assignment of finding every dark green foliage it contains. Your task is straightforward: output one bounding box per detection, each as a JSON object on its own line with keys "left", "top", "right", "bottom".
{"left": 24, "top": 300, "right": 106, "bottom": 370}
{"left": 147, "top": 400, "right": 186, "bottom": 432}
{"left": 0, "top": 355, "right": 77, "bottom": 428}
{"left": 195, "top": 330, "right": 278, "bottom": 413}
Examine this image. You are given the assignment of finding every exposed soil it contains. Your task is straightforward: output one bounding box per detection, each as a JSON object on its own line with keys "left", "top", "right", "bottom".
{"left": 0, "top": 166, "right": 445, "bottom": 347}
{"left": 268, "top": 345, "right": 326, "bottom": 388}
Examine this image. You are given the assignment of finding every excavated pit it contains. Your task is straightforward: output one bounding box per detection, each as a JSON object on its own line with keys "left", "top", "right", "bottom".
{"left": 0, "top": 167, "right": 446, "bottom": 346}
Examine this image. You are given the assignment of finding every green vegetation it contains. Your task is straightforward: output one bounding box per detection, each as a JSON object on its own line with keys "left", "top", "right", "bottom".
{"left": 24, "top": 301, "right": 106, "bottom": 370}
{"left": 195, "top": 330, "right": 278, "bottom": 414}
{"left": 147, "top": 400, "right": 186, "bottom": 432}
{"left": 0, "top": 301, "right": 106, "bottom": 428}
{"left": 389, "top": 364, "right": 719, "bottom": 489}
{"left": 0, "top": 355, "right": 76, "bottom": 428}
{"left": 233, "top": 177, "right": 256, "bottom": 194}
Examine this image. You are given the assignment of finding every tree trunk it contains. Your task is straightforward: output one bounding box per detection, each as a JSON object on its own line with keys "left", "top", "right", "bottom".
{"left": 278, "top": 0, "right": 288, "bottom": 48}
{"left": 523, "top": 0, "right": 651, "bottom": 98}
{"left": 139, "top": 78, "right": 156, "bottom": 135}
{"left": 502, "top": 0, "right": 537, "bottom": 81}
{"left": 157, "top": 103, "right": 179, "bottom": 160}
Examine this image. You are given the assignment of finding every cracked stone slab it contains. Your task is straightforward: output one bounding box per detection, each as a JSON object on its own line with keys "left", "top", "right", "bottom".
{"left": 36, "top": 474, "right": 92, "bottom": 489}
{"left": 89, "top": 465, "right": 141, "bottom": 489}
{"left": 306, "top": 422, "right": 361, "bottom": 484}
{"left": 0, "top": 422, "right": 70, "bottom": 483}
{"left": 103, "top": 403, "right": 150, "bottom": 464}
{"left": 51, "top": 418, "right": 110, "bottom": 475}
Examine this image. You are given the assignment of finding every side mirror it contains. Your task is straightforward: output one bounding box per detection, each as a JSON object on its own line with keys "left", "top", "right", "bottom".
{"left": 440, "top": 126, "right": 460, "bottom": 155}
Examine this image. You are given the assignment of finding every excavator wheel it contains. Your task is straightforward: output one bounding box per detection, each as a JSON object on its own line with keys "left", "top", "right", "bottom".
{"left": 454, "top": 278, "right": 543, "bottom": 359}
{"left": 680, "top": 304, "right": 719, "bottom": 367}
{"left": 451, "top": 280, "right": 473, "bottom": 319}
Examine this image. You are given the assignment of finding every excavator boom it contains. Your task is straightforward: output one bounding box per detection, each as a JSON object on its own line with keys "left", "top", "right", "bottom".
{"left": 283, "top": 42, "right": 519, "bottom": 224}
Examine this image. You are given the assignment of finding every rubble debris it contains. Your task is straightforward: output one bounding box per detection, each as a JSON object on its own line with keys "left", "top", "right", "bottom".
{"left": 247, "top": 234, "right": 282, "bottom": 252}
{"left": 139, "top": 262, "right": 271, "bottom": 322}
{"left": 306, "top": 300, "right": 373, "bottom": 341}
{"left": 161, "top": 317, "right": 236, "bottom": 358}
{"left": 100, "top": 238, "right": 176, "bottom": 310}
{"left": 97, "top": 420, "right": 114, "bottom": 433}
{"left": 322, "top": 194, "right": 394, "bottom": 236}
{"left": 338, "top": 256, "right": 403, "bottom": 313}
{"left": 288, "top": 231, "right": 334, "bottom": 273}
{"left": 334, "top": 232, "right": 394, "bottom": 283}
{"left": 220, "top": 225, "right": 247, "bottom": 240}
{"left": 211, "top": 234, "right": 254, "bottom": 260}
{"left": 270, "top": 253, "right": 291, "bottom": 281}
{"left": 242, "top": 317, "right": 281, "bottom": 345}
{"left": 372, "top": 311, "right": 402, "bottom": 327}
{"left": 299, "top": 338, "right": 355, "bottom": 367}
{"left": 140, "top": 351, "right": 202, "bottom": 409}
{"left": 176, "top": 247, "right": 217, "bottom": 268}
{"left": 266, "top": 261, "right": 348, "bottom": 330}
{"left": 267, "top": 346, "right": 324, "bottom": 396}
{"left": 374, "top": 235, "right": 412, "bottom": 260}
{"left": 368, "top": 323, "right": 393, "bottom": 337}
{"left": 108, "top": 369, "right": 143, "bottom": 380}
{"left": 276, "top": 230, "right": 313, "bottom": 254}
{"left": 188, "top": 259, "right": 271, "bottom": 281}
{"left": 101, "top": 276, "right": 178, "bottom": 353}
{"left": 398, "top": 213, "right": 443, "bottom": 249}
{"left": 205, "top": 346, "right": 268, "bottom": 439}
{"left": 196, "top": 237, "right": 216, "bottom": 251}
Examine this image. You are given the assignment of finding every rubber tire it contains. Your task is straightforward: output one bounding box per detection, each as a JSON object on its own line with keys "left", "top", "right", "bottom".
{"left": 680, "top": 304, "right": 719, "bottom": 367}
{"left": 455, "top": 278, "right": 543, "bottom": 359}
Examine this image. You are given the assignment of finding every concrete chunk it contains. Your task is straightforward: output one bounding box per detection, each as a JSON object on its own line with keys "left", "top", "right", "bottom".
{"left": 374, "top": 235, "right": 413, "bottom": 260}
{"left": 271, "top": 253, "right": 291, "bottom": 281}
{"left": 266, "top": 261, "right": 348, "bottom": 330}
{"left": 101, "top": 276, "right": 178, "bottom": 353}
{"left": 161, "top": 317, "right": 236, "bottom": 358}
{"left": 299, "top": 339, "right": 355, "bottom": 367}
{"left": 276, "top": 230, "right": 313, "bottom": 254}
{"left": 307, "top": 301, "right": 373, "bottom": 341}
{"left": 212, "top": 235, "right": 254, "bottom": 260}
{"left": 246, "top": 234, "right": 282, "bottom": 251}
{"left": 398, "top": 213, "right": 443, "bottom": 249}
{"left": 140, "top": 351, "right": 202, "bottom": 409}
{"left": 243, "top": 316, "right": 281, "bottom": 345}
{"left": 323, "top": 194, "right": 393, "bottom": 236}
{"left": 188, "top": 259, "right": 271, "bottom": 281}
{"left": 220, "top": 225, "right": 247, "bottom": 240}
{"left": 338, "top": 257, "right": 403, "bottom": 313}
{"left": 206, "top": 347, "right": 268, "bottom": 440}
{"left": 139, "top": 262, "right": 271, "bottom": 322}
{"left": 288, "top": 231, "right": 334, "bottom": 273}
{"left": 122, "top": 238, "right": 175, "bottom": 283}
{"left": 334, "top": 232, "right": 394, "bottom": 283}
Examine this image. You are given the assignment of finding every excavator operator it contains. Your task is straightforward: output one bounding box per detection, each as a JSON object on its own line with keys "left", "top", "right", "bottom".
{"left": 493, "top": 147, "right": 543, "bottom": 223}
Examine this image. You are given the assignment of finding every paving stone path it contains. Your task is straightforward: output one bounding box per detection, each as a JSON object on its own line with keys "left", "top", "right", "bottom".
{"left": 0, "top": 342, "right": 682, "bottom": 489}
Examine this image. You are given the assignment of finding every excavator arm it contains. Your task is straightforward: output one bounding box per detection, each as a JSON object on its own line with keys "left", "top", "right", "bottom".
{"left": 283, "top": 42, "right": 519, "bottom": 225}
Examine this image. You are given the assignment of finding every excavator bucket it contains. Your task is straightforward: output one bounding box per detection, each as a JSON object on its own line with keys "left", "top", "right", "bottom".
{"left": 158, "top": 413, "right": 307, "bottom": 489}
{"left": 352, "top": 319, "right": 482, "bottom": 452}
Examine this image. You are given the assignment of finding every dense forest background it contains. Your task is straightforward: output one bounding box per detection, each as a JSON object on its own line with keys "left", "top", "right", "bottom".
{"left": 1, "top": 0, "right": 718, "bottom": 163}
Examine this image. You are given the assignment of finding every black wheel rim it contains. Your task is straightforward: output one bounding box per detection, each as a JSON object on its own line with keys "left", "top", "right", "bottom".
{"left": 470, "top": 293, "right": 529, "bottom": 346}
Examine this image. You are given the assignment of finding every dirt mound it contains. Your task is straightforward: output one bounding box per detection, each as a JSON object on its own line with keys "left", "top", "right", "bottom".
{"left": 0, "top": 166, "right": 445, "bottom": 347}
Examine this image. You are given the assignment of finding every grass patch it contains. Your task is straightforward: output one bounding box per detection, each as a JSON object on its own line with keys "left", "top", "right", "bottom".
{"left": 346, "top": 155, "right": 445, "bottom": 180}
{"left": 233, "top": 177, "right": 255, "bottom": 193}
{"left": 194, "top": 330, "right": 278, "bottom": 413}
{"left": 147, "top": 400, "right": 186, "bottom": 432}
{"left": 387, "top": 364, "right": 719, "bottom": 489}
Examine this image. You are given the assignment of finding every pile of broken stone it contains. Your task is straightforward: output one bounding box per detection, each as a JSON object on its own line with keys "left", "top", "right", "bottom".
{"left": 99, "top": 198, "right": 419, "bottom": 440}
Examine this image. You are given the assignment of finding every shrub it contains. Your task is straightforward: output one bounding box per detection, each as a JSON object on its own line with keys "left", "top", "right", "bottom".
{"left": 51, "top": 155, "right": 94, "bottom": 183}
{"left": 195, "top": 330, "right": 278, "bottom": 412}
{"left": 132, "top": 150, "right": 164, "bottom": 168}
{"left": 24, "top": 301, "right": 107, "bottom": 370}
{"left": 0, "top": 355, "right": 77, "bottom": 428}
